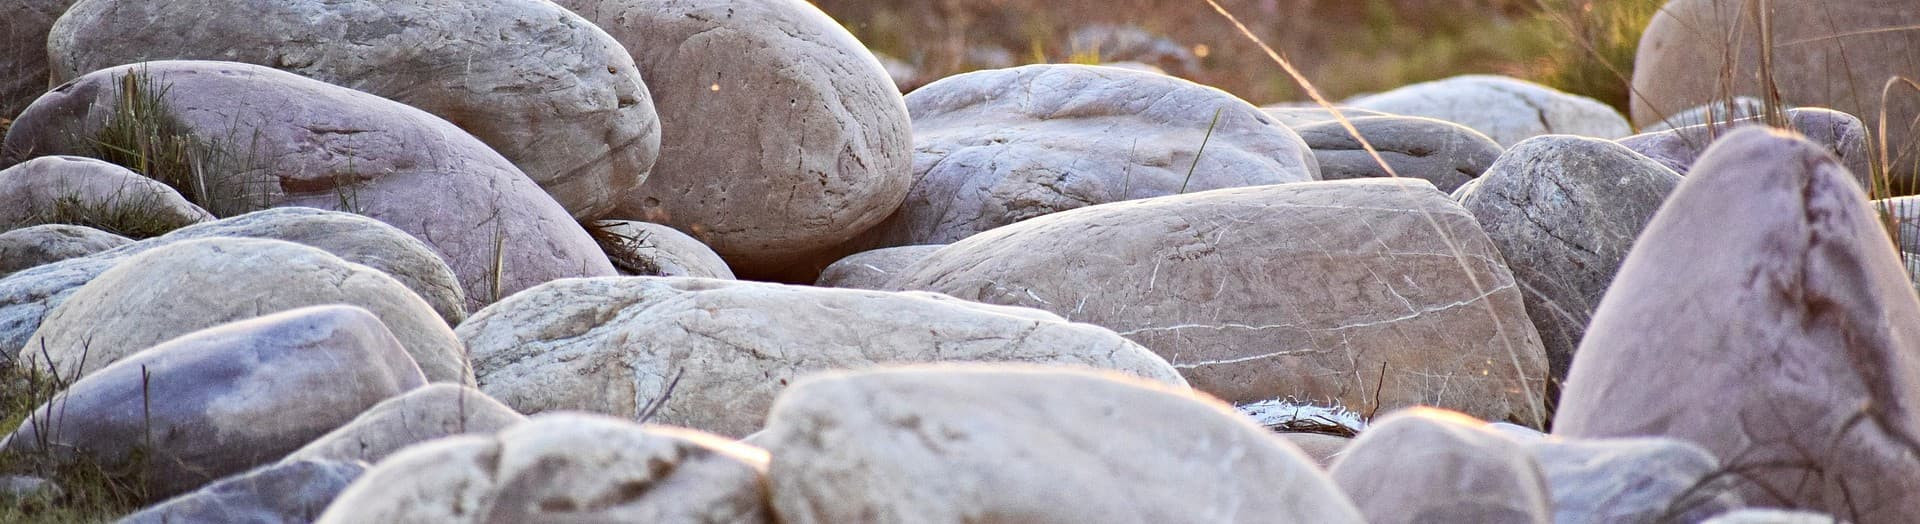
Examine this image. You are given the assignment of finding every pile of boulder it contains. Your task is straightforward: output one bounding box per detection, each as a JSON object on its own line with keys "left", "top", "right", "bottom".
{"left": 1, "top": 0, "right": 1917, "bottom": 522}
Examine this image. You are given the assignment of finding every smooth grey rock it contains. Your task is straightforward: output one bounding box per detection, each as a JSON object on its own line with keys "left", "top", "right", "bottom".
{"left": 592, "top": 220, "right": 735, "bottom": 279}
{"left": 117, "top": 459, "right": 368, "bottom": 524}
{"left": 284, "top": 383, "right": 526, "bottom": 465}
{"left": 0, "top": 224, "right": 129, "bottom": 277}
{"left": 1457, "top": 136, "right": 1682, "bottom": 391}
{"left": 1260, "top": 105, "right": 1392, "bottom": 129}
{"left": 21, "top": 237, "right": 470, "bottom": 383}
{"left": 1296, "top": 115, "right": 1502, "bottom": 192}
{"left": 1, "top": 305, "right": 426, "bottom": 498}
{"left": 1703, "top": 510, "right": 1841, "bottom": 524}
{"left": 0, "top": 475, "right": 62, "bottom": 504}
{"left": 813, "top": 245, "right": 943, "bottom": 290}
{"left": 0, "top": 0, "right": 71, "bottom": 120}
{"left": 316, "top": 413, "right": 771, "bottom": 523}
{"left": 1527, "top": 436, "right": 1740, "bottom": 524}
{"left": 1329, "top": 408, "right": 1552, "bottom": 524}
{"left": 0, "top": 208, "right": 466, "bottom": 363}
{"left": 856, "top": 64, "right": 1318, "bottom": 250}
{"left": 1641, "top": 97, "right": 1769, "bottom": 133}
{"left": 0, "top": 155, "right": 213, "bottom": 236}
{"left": 48, "top": 0, "right": 660, "bottom": 219}
{"left": 888, "top": 179, "right": 1551, "bottom": 427}
{"left": 461, "top": 276, "right": 1183, "bottom": 437}
{"left": 561, "top": 0, "right": 912, "bottom": 280}
{"left": 1554, "top": 128, "right": 1920, "bottom": 522}
{"left": 3, "top": 60, "right": 616, "bottom": 309}
{"left": 1349, "top": 75, "right": 1632, "bottom": 146}
{"left": 1617, "top": 108, "right": 1874, "bottom": 188}
{"left": 759, "top": 364, "right": 1363, "bottom": 523}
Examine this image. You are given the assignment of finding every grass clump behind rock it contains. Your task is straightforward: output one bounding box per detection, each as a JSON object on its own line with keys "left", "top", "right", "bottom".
{"left": 0, "top": 356, "right": 151, "bottom": 523}
{"left": 85, "top": 70, "right": 268, "bottom": 218}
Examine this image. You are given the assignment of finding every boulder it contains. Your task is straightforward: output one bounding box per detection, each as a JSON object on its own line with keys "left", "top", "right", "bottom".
{"left": 20, "top": 237, "right": 471, "bottom": 383}
{"left": 0, "top": 0, "right": 72, "bottom": 120}
{"left": 316, "top": 413, "right": 771, "bottom": 523}
{"left": 888, "top": 179, "right": 1551, "bottom": 427}
{"left": 813, "top": 244, "right": 943, "bottom": 290}
{"left": 1329, "top": 408, "right": 1552, "bottom": 524}
{"left": 2, "top": 60, "right": 616, "bottom": 308}
{"left": 1631, "top": 0, "right": 1920, "bottom": 186}
{"left": 757, "top": 364, "right": 1364, "bottom": 523}
{"left": 1881, "top": 196, "right": 1920, "bottom": 254}
{"left": 590, "top": 220, "right": 734, "bottom": 279}
{"left": 1617, "top": 108, "right": 1874, "bottom": 187}
{"left": 461, "top": 276, "right": 1183, "bottom": 437}
{"left": 0, "top": 155, "right": 213, "bottom": 237}
{"left": 0, "top": 225, "right": 128, "bottom": 277}
{"left": 1279, "top": 433, "right": 1352, "bottom": 468}
{"left": 1704, "top": 510, "right": 1843, "bottom": 524}
{"left": 1553, "top": 128, "right": 1920, "bottom": 522}
{"left": 284, "top": 383, "right": 527, "bottom": 465}
{"left": 855, "top": 64, "right": 1318, "bottom": 249}
{"left": 118, "top": 459, "right": 368, "bottom": 524}
{"left": 0, "top": 306, "right": 426, "bottom": 498}
{"left": 1348, "top": 75, "right": 1632, "bottom": 146}
{"left": 1641, "top": 97, "right": 1769, "bottom": 133}
{"left": 1456, "top": 136, "right": 1682, "bottom": 392}
{"left": 47, "top": 0, "right": 660, "bottom": 218}
{"left": 558, "top": 0, "right": 913, "bottom": 280}
{"left": 1260, "top": 105, "right": 1392, "bottom": 129}
{"left": 0, "top": 208, "right": 466, "bottom": 363}
{"left": 1526, "top": 436, "right": 1740, "bottom": 524}
{"left": 1295, "top": 116, "right": 1502, "bottom": 192}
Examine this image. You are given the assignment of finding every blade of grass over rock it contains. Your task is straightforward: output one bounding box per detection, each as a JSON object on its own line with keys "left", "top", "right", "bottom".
{"left": 1177, "top": 107, "right": 1223, "bottom": 194}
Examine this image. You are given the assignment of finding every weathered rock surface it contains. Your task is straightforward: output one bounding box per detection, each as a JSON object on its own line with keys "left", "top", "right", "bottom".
{"left": 1260, "top": 105, "right": 1392, "bottom": 129}
{"left": 0, "top": 155, "right": 213, "bottom": 236}
{"left": 1632, "top": 0, "right": 1920, "bottom": 184}
{"left": 814, "top": 245, "right": 943, "bottom": 290}
{"left": 591, "top": 220, "right": 735, "bottom": 279}
{"left": 1617, "top": 108, "right": 1874, "bottom": 187}
{"left": 1295, "top": 115, "right": 1501, "bottom": 192}
{"left": 285, "top": 383, "right": 526, "bottom": 465}
{"left": 560, "top": 0, "right": 913, "bottom": 280}
{"left": 316, "top": 413, "right": 771, "bottom": 523}
{"left": 1457, "top": 136, "right": 1682, "bottom": 390}
{"left": 48, "top": 0, "right": 660, "bottom": 218}
{"left": 1349, "top": 75, "right": 1632, "bottom": 146}
{"left": 1526, "top": 436, "right": 1740, "bottom": 524}
{"left": 0, "top": 0, "right": 72, "bottom": 120}
{"left": 462, "top": 276, "right": 1183, "bottom": 437}
{"left": 1553, "top": 128, "right": 1920, "bottom": 522}
{"left": 0, "top": 306, "right": 425, "bottom": 498}
{"left": 758, "top": 364, "right": 1363, "bottom": 523}
{"left": 856, "top": 64, "right": 1318, "bottom": 249}
{"left": 1641, "top": 97, "right": 1769, "bottom": 133}
{"left": 2, "top": 60, "right": 616, "bottom": 308}
{"left": 1329, "top": 408, "right": 1552, "bottom": 524}
{"left": 21, "top": 237, "right": 470, "bottom": 383}
{"left": 888, "top": 178, "right": 1550, "bottom": 427}
{"left": 0, "top": 225, "right": 128, "bottom": 277}
{"left": 118, "top": 459, "right": 368, "bottom": 524}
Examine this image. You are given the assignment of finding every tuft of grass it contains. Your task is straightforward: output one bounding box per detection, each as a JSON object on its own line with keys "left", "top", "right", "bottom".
{"left": 85, "top": 69, "right": 269, "bottom": 218}
{"left": 0, "top": 354, "right": 151, "bottom": 523}
{"left": 33, "top": 193, "right": 191, "bottom": 240}
{"left": 585, "top": 220, "right": 664, "bottom": 276}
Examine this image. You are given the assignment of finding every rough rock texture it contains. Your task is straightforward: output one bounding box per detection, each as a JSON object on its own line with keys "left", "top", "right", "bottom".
{"left": 856, "top": 64, "right": 1318, "bottom": 250}
{"left": 1632, "top": 0, "right": 1920, "bottom": 184}
{"left": 1456, "top": 136, "right": 1682, "bottom": 391}
{"left": 1261, "top": 106, "right": 1392, "bottom": 129}
{"left": 0, "top": 225, "right": 128, "bottom": 277}
{"left": 285, "top": 383, "right": 527, "bottom": 465}
{"left": 0, "top": 306, "right": 426, "bottom": 498}
{"left": 592, "top": 220, "right": 735, "bottom": 279}
{"left": 48, "top": 0, "right": 660, "bottom": 218}
{"left": 0, "top": 155, "right": 213, "bottom": 235}
{"left": 0, "top": 0, "right": 72, "bottom": 120}
{"left": 316, "top": 413, "right": 771, "bottom": 523}
{"left": 1348, "top": 75, "right": 1632, "bottom": 146}
{"left": 560, "top": 0, "right": 913, "bottom": 280}
{"left": 1553, "top": 128, "right": 1920, "bottom": 522}
{"left": 888, "top": 179, "right": 1551, "bottom": 427}
{"left": 1525, "top": 436, "right": 1740, "bottom": 524}
{"left": 118, "top": 459, "right": 368, "bottom": 524}
{"left": 0, "top": 208, "right": 466, "bottom": 363}
{"left": 758, "top": 364, "right": 1364, "bottom": 523}
{"left": 1618, "top": 108, "right": 1875, "bottom": 187}
{"left": 1329, "top": 408, "right": 1552, "bottom": 524}
{"left": 2, "top": 60, "right": 616, "bottom": 308}
{"left": 21, "top": 237, "right": 470, "bottom": 383}
{"left": 1295, "top": 116, "right": 1502, "bottom": 192}
{"left": 461, "top": 276, "right": 1184, "bottom": 437}
{"left": 814, "top": 245, "right": 944, "bottom": 290}
{"left": 1642, "top": 97, "right": 1769, "bottom": 133}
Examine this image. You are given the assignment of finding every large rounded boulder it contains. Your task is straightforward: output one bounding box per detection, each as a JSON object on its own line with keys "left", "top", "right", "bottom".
{"left": 0, "top": 0, "right": 72, "bottom": 119}
{"left": 1348, "top": 75, "right": 1632, "bottom": 147}
{"left": 47, "top": 0, "right": 660, "bottom": 218}
{"left": 1329, "top": 408, "right": 1553, "bottom": 524}
{"left": 558, "top": 0, "right": 913, "bottom": 280}
{"left": 0, "top": 155, "right": 213, "bottom": 237}
{"left": 2, "top": 61, "right": 616, "bottom": 307}
{"left": 856, "top": 64, "right": 1318, "bottom": 248}
{"left": 888, "top": 178, "right": 1551, "bottom": 427}
{"left": 0, "top": 225, "right": 127, "bottom": 277}
{"left": 1294, "top": 115, "right": 1500, "bottom": 193}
